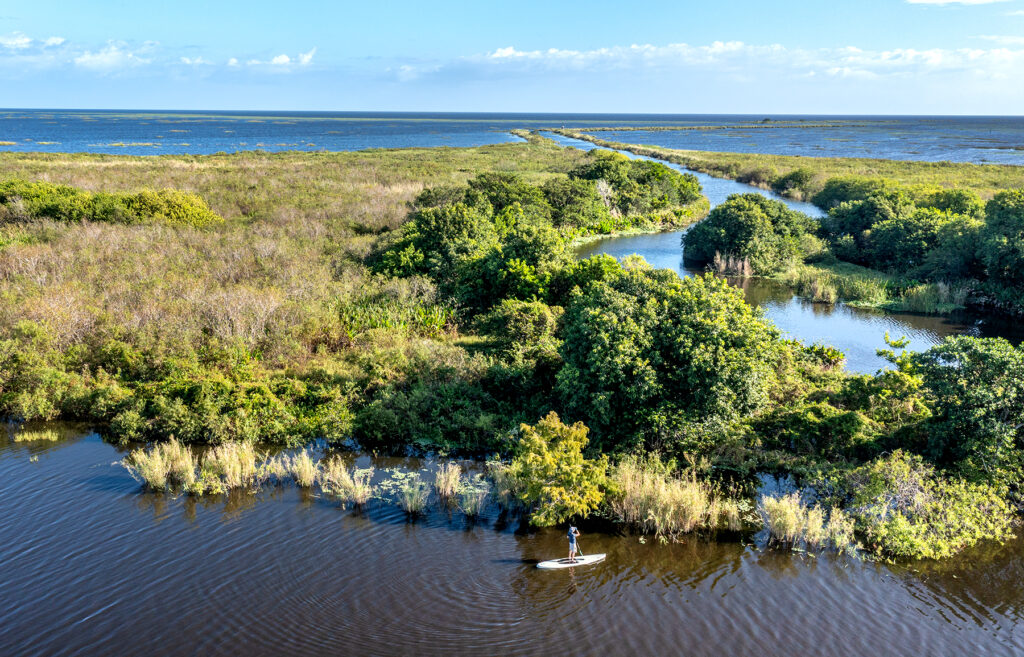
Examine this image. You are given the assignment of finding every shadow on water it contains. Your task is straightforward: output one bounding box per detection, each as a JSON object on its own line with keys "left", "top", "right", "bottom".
{"left": 3, "top": 430, "right": 1024, "bottom": 655}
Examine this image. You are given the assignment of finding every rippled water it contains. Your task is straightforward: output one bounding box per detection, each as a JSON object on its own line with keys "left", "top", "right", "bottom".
{"left": 2, "top": 431, "right": 1023, "bottom": 656}
{"left": 547, "top": 132, "right": 1024, "bottom": 373}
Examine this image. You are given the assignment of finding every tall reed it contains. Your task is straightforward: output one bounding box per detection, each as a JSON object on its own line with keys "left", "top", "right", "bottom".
{"left": 124, "top": 438, "right": 196, "bottom": 491}
{"left": 320, "top": 459, "right": 375, "bottom": 507}
{"left": 287, "top": 449, "right": 319, "bottom": 488}
{"left": 399, "top": 474, "right": 429, "bottom": 515}
{"left": 434, "top": 462, "right": 462, "bottom": 505}
{"left": 757, "top": 492, "right": 856, "bottom": 552}
{"left": 607, "top": 454, "right": 742, "bottom": 539}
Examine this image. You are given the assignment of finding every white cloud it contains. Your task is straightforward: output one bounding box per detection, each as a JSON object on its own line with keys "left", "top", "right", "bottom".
{"left": 74, "top": 42, "right": 151, "bottom": 71}
{"left": 245, "top": 48, "right": 316, "bottom": 70}
{"left": 429, "top": 41, "right": 1024, "bottom": 82}
{"left": 227, "top": 57, "right": 239, "bottom": 67}
{"left": 180, "top": 56, "right": 209, "bottom": 65}
{"left": 42, "top": 36, "right": 65, "bottom": 47}
{"left": 297, "top": 47, "right": 315, "bottom": 66}
{"left": 0, "top": 32, "right": 32, "bottom": 50}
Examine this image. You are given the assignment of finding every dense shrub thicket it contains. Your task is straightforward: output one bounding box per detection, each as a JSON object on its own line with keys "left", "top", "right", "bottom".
{"left": 0, "top": 179, "right": 224, "bottom": 228}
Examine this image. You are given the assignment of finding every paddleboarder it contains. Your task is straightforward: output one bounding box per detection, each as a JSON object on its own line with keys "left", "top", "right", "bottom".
{"left": 567, "top": 525, "right": 581, "bottom": 563}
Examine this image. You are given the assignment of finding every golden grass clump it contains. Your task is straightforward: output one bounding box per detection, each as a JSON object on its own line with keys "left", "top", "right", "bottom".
{"left": 607, "top": 454, "right": 742, "bottom": 539}
{"left": 12, "top": 429, "right": 62, "bottom": 442}
{"left": 191, "top": 441, "right": 262, "bottom": 493}
{"left": 434, "top": 462, "right": 462, "bottom": 504}
{"left": 286, "top": 449, "right": 319, "bottom": 488}
{"left": 320, "top": 459, "right": 375, "bottom": 507}
{"left": 758, "top": 492, "right": 857, "bottom": 552}
{"left": 124, "top": 438, "right": 196, "bottom": 491}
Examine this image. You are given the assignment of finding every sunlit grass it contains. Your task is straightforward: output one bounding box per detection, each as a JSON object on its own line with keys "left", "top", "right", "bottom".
{"left": 320, "top": 459, "right": 375, "bottom": 507}
{"left": 12, "top": 428, "right": 61, "bottom": 442}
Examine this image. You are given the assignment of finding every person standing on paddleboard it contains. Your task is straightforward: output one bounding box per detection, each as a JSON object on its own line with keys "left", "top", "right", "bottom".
{"left": 567, "top": 525, "right": 581, "bottom": 563}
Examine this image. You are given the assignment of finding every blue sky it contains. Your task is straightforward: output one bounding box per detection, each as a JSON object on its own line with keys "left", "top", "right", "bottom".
{"left": 1, "top": 0, "right": 1023, "bottom": 113}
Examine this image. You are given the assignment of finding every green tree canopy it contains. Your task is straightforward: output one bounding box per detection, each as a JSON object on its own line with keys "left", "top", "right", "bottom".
{"left": 557, "top": 266, "right": 781, "bottom": 454}
{"left": 683, "top": 193, "right": 815, "bottom": 274}
{"left": 510, "top": 411, "right": 608, "bottom": 526}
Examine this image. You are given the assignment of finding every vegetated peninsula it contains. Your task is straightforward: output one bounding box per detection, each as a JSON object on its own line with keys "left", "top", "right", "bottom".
{"left": 550, "top": 129, "right": 1024, "bottom": 316}
{"left": 1, "top": 136, "right": 1023, "bottom": 562}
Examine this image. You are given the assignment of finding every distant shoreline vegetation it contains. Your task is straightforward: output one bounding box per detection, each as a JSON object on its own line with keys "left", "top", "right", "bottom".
{"left": 543, "top": 129, "right": 1024, "bottom": 317}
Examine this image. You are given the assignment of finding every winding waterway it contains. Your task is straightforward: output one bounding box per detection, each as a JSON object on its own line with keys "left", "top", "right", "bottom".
{"left": 545, "top": 132, "right": 1024, "bottom": 373}
{"left": 3, "top": 431, "right": 1023, "bottom": 656}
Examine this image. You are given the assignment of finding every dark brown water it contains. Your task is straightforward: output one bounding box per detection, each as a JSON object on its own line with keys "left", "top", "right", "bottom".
{"left": 3, "top": 431, "right": 1024, "bottom": 656}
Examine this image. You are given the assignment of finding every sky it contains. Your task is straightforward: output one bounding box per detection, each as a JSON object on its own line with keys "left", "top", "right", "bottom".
{"left": 1, "top": 0, "right": 1023, "bottom": 113}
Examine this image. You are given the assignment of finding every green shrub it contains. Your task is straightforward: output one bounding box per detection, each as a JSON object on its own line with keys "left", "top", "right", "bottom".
{"left": 844, "top": 451, "right": 1015, "bottom": 560}
{"left": 0, "top": 178, "right": 223, "bottom": 227}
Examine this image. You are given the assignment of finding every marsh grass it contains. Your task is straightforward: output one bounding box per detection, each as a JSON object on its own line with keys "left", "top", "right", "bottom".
{"left": 286, "top": 449, "right": 319, "bottom": 488}
{"left": 486, "top": 460, "right": 523, "bottom": 509}
{"left": 124, "top": 438, "right": 196, "bottom": 491}
{"left": 458, "top": 473, "right": 491, "bottom": 518}
{"left": 190, "top": 442, "right": 263, "bottom": 494}
{"left": 758, "top": 492, "right": 857, "bottom": 552}
{"left": 320, "top": 459, "right": 375, "bottom": 507}
{"left": 12, "top": 428, "right": 61, "bottom": 442}
{"left": 607, "top": 455, "right": 746, "bottom": 539}
{"left": 399, "top": 474, "right": 429, "bottom": 515}
{"left": 434, "top": 462, "right": 462, "bottom": 505}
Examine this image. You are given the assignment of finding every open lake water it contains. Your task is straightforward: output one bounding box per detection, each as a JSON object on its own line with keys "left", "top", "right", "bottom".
{"left": 3, "top": 431, "right": 1024, "bottom": 657}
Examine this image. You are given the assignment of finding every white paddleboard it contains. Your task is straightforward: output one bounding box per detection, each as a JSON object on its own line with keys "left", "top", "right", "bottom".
{"left": 537, "top": 554, "right": 606, "bottom": 569}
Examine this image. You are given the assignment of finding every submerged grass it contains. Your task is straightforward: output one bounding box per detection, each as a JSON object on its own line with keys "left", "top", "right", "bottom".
{"left": 286, "top": 449, "right": 319, "bottom": 488}
{"left": 12, "top": 428, "right": 62, "bottom": 442}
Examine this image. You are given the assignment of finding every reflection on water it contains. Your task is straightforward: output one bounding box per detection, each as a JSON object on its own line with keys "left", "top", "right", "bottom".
{"left": 552, "top": 132, "right": 1024, "bottom": 373}
{"left": 2, "top": 433, "right": 1023, "bottom": 656}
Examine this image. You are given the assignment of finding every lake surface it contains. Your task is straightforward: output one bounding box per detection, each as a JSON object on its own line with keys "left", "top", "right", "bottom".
{"left": 3, "top": 431, "right": 1024, "bottom": 657}
{"left": 546, "top": 131, "right": 1023, "bottom": 373}
{"left": 2, "top": 110, "right": 1023, "bottom": 162}
{"left": 578, "top": 116, "right": 1024, "bottom": 165}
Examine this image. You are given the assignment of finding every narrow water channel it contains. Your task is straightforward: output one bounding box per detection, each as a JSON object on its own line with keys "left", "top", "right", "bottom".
{"left": 544, "top": 132, "right": 1023, "bottom": 373}
{"left": 3, "top": 431, "right": 1023, "bottom": 657}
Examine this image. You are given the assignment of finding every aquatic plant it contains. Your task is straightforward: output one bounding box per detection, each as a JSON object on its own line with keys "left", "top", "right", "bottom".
{"left": 434, "top": 462, "right": 462, "bottom": 504}
{"left": 287, "top": 449, "right": 319, "bottom": 488}
{"left": 398, "top": 473, "right": 429, "bottom": 515}
{"left": 189, "top": 441, "right": 263, "bottom": 494}
{"left": 12, "top": 428, "right": 61, "bottom": 442}
{"left": 607, "top": 455, "right": 744, "bottom": 539}
{"left": 458, "top": 473, "right": 490, "bottom": 518}
{"left": 320, "top": 459, "right": 375, "bottom": 507}
{"left": 757, "top": 492, "right": 858, "bottom": 553}
{"left": 123, "top": 438, "right": 196, "bottom": 491}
